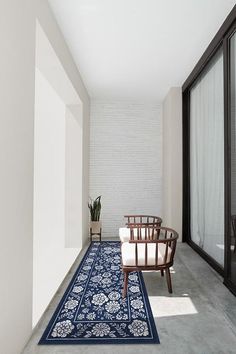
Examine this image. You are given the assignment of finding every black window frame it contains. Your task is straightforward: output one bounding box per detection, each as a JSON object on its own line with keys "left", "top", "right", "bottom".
{"left": 182, "top": 5, "right": 236, "bottom": 296}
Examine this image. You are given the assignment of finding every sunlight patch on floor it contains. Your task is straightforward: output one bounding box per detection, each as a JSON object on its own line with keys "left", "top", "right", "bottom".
{"left": 149, "top": 296, "right": 198, "bottom": 318}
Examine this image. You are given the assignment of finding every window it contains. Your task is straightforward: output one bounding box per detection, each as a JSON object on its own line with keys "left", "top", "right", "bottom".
{"left": 190, "top": 50, "right": 224, "bottom": 266}
{"left": 182, "top": 6, "right": 236, "bottom": 295}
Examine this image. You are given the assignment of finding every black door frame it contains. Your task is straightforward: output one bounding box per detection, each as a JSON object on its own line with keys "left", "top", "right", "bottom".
{"left": 182, "top": 5, "right": 236, "bottom": 295}
{"left": 223, "top": 22, "right": 236, "bottom": 295}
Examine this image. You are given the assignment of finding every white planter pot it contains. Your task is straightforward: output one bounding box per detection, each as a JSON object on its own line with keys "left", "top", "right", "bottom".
{"left": 90, "top": 221, "right": 102, "bottom": 234}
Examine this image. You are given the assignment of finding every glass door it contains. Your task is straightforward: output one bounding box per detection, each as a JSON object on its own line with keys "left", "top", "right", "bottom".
{"left": 182, "top": 8, "right": 236, "bottom": 295}
{"left": 229, "top": 29, "right": 236, "bottom": 289}
{"left": 190, "top": 49, "right": 225, "bottom": 267}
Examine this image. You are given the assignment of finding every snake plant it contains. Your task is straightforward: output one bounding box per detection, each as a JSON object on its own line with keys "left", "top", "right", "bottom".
{"left": 88, "top": 196, "right": 101, "bottom": 221}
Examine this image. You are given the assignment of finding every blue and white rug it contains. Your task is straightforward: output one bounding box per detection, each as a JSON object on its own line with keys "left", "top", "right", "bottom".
{"left": 39, "top": 241, "right": 159, "bottom": 345}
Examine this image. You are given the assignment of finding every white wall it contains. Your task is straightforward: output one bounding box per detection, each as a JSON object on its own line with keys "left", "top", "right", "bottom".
{"left": 33, "top": 69, "right": 81, "bottom": 326}
{"left": 36, "top": 0, "right": 90, "bottom": 248}
{"left": 90, "top": 101, "right": 162, "bottom": 238}
{"left": 162, "top": 87, "right": 182, "bottom": 240}
{"left": 36, "top": 0, "right": 90, "bottom": 247}
{"left": 0, "top": 1, "right": 90, "bottom": 353}
{"left": 33, "top": 21, "right": 85, "bottom": 327}
{"left": 0, "top": 1, "right": 35, "bottom": 354}
{"left": 65, "top": 105, "right": 83, "bottom": 249}
{"left": 32, "top": 2, "right": 90, "bottom": 332}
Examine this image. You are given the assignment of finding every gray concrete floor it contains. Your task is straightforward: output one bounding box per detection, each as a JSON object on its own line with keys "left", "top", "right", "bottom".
{"left": 22, "top": 242, "right": 236, "bottom": 354}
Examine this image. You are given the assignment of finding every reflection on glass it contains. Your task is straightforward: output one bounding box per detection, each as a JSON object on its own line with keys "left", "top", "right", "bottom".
{"left": 230, "top": 32, "right": 236, "bottom": 285}
{"left": 190, "top": 49, "right": 224, "bottom": 266}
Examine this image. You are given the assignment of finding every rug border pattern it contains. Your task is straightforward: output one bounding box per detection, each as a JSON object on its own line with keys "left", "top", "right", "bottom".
{"left": 38, "top": 241, "right": 160, "bottom": 345}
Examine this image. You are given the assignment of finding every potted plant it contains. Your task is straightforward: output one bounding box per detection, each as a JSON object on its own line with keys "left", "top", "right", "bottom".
{"left": 88, "top": 196, "right": 102, "bottom": 241}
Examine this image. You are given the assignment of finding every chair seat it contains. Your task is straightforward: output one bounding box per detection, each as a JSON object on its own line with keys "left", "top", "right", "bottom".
{"left": 119, "top": 227, "right": 157, "bottom": 243}
{"left": 121, "top": 242, "right": 172, "bottom": 266}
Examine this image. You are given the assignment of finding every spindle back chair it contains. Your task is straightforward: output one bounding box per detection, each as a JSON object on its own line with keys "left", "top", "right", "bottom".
{"left": 121, "top": 225, "right": 178, "bottom": 297}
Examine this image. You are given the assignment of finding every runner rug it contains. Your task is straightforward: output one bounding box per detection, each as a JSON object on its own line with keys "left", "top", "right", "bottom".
{"left": 39, "top": 241, "right": 159, "bottom": 344}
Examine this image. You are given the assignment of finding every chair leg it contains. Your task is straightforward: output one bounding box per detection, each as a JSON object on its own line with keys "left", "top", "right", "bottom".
{"left": 165, "top": 268, "right": 173, "bottom": 293}
{"left": 161, "top": 269, "right": 164, "bottom": 277}
{"left": 123, "top": 271, "right": 128, "bottom": 298}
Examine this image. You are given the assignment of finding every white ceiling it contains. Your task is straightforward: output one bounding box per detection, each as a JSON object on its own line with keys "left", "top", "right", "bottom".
{"left": 48, "top": 0, "right": 235, "bottom": 102}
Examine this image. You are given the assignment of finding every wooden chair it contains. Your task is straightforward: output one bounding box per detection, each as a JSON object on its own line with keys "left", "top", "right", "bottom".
{"left": 121, "top": 225, "right": 178, "bottom": 297}
{"left": 119, "top": 215, "right": 162, "bottom": 243}
{"left": 124, "top": 214, "right": 162, "bottom": 226}
{"left": 231, "top": 215, "right": 236, "bottom": 253}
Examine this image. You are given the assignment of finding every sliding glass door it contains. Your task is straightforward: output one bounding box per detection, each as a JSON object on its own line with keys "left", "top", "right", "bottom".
{"left": 183, "top": 8, "right": 236, "bottom": 295}
{"left": 230, "top": 30, "right": 236, "bottom": 287}
{"left": 190, "top": 49, "right": 225, "bottom": 267}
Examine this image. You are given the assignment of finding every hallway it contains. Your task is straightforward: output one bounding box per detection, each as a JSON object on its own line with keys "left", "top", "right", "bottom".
{"left": 2, "top": 2, "right": 236, "bottom": 353}
{"left": 23, "top": 242, "right": 236, "bottom": 354}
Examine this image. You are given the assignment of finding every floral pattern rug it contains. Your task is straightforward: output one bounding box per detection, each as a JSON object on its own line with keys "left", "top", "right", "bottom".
{"left": 39, "top": 241, "right": 159, "bottom": 344}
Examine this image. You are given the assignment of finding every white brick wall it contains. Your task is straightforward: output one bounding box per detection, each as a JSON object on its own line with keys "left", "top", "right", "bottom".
{"left": 90, "top": 101, "right": 162, "bottom": 238}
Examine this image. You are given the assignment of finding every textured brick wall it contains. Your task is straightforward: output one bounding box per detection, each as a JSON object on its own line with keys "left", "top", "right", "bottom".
{"left": 90, "top": 101, "right": 162, "bottom": 238}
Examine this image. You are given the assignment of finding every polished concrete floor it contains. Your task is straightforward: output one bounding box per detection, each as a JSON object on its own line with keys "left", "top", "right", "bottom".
{"left": 22, "top": 242, "right": 236, "bottom": 354}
